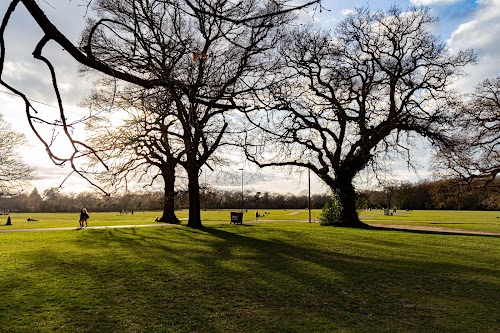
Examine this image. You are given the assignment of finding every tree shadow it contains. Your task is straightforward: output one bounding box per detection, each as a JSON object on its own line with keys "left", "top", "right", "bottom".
{"left": 1, "top": 225, "right": 498, "bottom": 332}
{"left": 366, "top": 224, "right": 500, "bottom": 238}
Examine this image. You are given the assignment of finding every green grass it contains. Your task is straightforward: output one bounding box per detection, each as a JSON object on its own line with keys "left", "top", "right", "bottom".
{"left": 0, "top": 211, "right": 162, "bottom": 230}
{"left": 360, "top": 210, "right": 500, "bottom": 233}
{"left": 0, "top": 209, "right": 318, "bottom": 230}
{"left": 0, "top": 223, "right": 499, "bottom": 332}
{"left": 1, "top": 209, "right": 499, "bottom": 234}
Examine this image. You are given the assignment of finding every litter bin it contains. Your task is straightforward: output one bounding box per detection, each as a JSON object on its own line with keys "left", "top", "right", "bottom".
{"left": 230, "top": 212, "right": 243, "bottom": 224}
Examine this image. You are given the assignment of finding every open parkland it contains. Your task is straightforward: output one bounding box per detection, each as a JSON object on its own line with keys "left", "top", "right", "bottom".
{"left": 0, "top": 209, "right": 498, "bottom": 332}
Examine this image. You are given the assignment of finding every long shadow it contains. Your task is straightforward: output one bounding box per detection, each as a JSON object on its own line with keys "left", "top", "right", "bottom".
{"left": 2, "top": 225, "right": 499, "bottom": 332}
{"left": 429, "top": 222, "right": 500, "bottom": 225}
{"left": 366, "top": 224, "right": 500, "bottom": 238}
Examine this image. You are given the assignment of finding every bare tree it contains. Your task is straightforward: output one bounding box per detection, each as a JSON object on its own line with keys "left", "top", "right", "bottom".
{"left": 78, "top": 0, "right": 301, "bottom": 227}
{"left": 433, "top": 77, "right": 500, "bottom": 183}
{"left": 243, "top": 6, "right": 476, "bottom": 227}
{"left": 83, "top": 82, "right": 185, "bottom": 223}
{"left": 0, "top": 113, "right": 34, "bottom": 196}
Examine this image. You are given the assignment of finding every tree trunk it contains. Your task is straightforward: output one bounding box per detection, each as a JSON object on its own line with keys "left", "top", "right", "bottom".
{"left": 158, "top": 167, "right": 180, "bottom": 224}
{"left": 186, "top": 165, "right": 203, "bottom": 228}
{"left": 337, "top": 178, "right": 366, "bottom": 228}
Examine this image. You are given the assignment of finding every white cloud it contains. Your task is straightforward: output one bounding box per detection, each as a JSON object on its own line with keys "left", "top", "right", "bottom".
{"left": 448, "top": 0, "right": 500, "bottom": 89}
{"left": 411, "top": 0, "right": 462, "bottom": 5}
{"left": 340, "top": 9, "right": 354, "bottom": 16}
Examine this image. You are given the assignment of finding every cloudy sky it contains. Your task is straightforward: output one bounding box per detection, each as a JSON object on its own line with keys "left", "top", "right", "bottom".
{"left": 0, "top": 0, "right": 499, "bottom": 195}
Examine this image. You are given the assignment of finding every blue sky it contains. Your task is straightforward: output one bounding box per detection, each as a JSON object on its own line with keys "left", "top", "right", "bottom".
{"left": 0, "top": 0, "right": 499, "bottom": 194}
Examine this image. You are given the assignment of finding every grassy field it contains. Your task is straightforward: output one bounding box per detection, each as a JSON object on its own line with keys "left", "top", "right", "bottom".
{"left": 0, "top": 211, "right": 499, "bottom": 332}
{"left": 1, "top": 209, "right": 499, "bottom": 233}
{"left": 0, "top": 209, "right": 316, "bottom": 230}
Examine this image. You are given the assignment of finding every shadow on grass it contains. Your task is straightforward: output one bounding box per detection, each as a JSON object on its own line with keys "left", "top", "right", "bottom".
{"left": 1, "top": 225, "right": 499, "bottom": 332}
{"left": 366, "top": 224, "right": 500, "bottom": 238}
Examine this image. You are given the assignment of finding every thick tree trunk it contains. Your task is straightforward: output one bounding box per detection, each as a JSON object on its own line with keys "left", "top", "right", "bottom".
{"left": 337, "top": 178, "right": 366, "bottom": 228}
{"left": 158, "top": 167, "right": 180, "bottom": 224}
{"left": 186, "top": 166, "right": 203, "bottom": 228}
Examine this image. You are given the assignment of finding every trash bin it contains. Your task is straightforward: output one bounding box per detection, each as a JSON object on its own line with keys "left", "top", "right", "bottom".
{"left": 230, "top": 212, "right": 243, "bottom": 224}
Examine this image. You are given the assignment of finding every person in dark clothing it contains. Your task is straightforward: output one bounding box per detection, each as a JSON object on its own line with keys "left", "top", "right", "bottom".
{"left": 79, "top": 208, "right": 90, "bottom": 228}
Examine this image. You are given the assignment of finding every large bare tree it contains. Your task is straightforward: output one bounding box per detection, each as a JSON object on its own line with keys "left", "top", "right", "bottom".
{"left": 243, "top": 6, "right": 476, "bottom": 227}
{"left": 77, "top": 0, "right": 303, "bottom": 227}
{"left": 83, "top": 82, "right": 185, "bottom": 223}
{"left": 0, "top": 113, "right": 34, "bottom": 196}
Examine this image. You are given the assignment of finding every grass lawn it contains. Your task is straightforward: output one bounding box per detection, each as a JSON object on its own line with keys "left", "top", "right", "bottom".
{"left": 0, "top": 221, "right": 499, "bottom": 332}
{"left": 1, "top": 209, "right": 499, "bottom": 234}
{"left": 0, "top": 211, "right": 163, "bottom": 230}
{"left": 0, "top": 209, "right": 318, "bottom": 230}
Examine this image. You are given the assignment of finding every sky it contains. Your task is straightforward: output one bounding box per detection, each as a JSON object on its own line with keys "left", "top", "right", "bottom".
{"left": 0, "top": 0, "right": 499, "bottom": 196}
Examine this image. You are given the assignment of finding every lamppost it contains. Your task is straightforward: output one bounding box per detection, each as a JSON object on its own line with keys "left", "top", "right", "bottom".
{"left": 239, "top": 168, "right": 244, "bottom": 212}
{"left": 308, "top": 168, "right": 311, "bottom": 223}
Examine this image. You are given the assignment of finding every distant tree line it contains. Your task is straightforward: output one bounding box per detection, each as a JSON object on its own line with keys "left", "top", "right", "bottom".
{"left": 1, "top": 177, "right": 498, "bottom": 214}
{"left": 0, "top": 187, "right": 330, "bottom": 213}
{"left": 360, "top": 179, "right": 500, "bottom": 211}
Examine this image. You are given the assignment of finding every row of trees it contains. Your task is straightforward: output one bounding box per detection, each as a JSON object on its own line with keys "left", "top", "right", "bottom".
{"left": 1, "top": 1, "right": 498, "bottom": 227}
{"left": 1, "top": 187, "right": 332, "bottom": 213}
{"left": 2, "top": 177, "right": 498, "bottom": 213}
{"left": 363, "top": 179, "right": 500, "bottom": 211}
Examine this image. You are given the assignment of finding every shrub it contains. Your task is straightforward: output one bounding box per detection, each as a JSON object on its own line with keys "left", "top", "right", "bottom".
{"left": 319, "top": 191, "right": 343, "bottom": 226}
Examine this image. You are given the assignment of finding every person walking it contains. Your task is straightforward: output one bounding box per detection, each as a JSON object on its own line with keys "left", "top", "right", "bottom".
{"left": 79, "top": 208, "right": 90, "bottom": 228}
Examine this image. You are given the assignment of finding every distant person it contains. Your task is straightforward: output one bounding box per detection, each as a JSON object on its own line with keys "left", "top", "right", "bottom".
{"left": 255, "top": 211, "right": 259, "bottom": 220}
{"left": 79, "top": 208, "right": 90, "bottom": 228}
